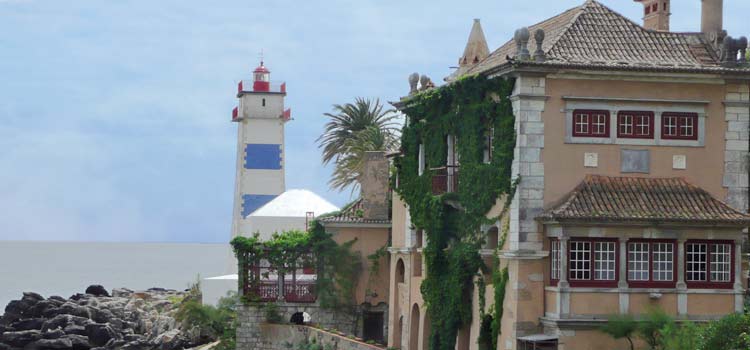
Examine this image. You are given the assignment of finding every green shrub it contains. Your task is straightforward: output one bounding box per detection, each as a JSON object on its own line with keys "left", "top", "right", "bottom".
{"left": 699, "top": 312, "right": 750, "bottom": 350}
{"left": 265, "top": 302, "right": 283, "bottom": 323}
{"left": 175, "top": 290, "right": 238, "bottom": 350}
{"left": 660, "top": 321, "right": 700, "bottom": 350}
{"left": 599, "top": 314, "right": 638, "bottom": 350}
{"left": 638, "top": 308, "right": 674, "bottom": 349}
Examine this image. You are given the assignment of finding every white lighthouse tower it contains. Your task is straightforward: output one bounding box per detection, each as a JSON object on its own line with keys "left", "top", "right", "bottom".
{"left": 229, "top": 60, "right": 290, "bottom": 239}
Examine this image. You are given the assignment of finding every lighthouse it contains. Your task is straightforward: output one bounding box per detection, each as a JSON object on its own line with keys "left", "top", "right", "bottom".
{"left": 229, "top": 60, "right": 291, "bottom": 239}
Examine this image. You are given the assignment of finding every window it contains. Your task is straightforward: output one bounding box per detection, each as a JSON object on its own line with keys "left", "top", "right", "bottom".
{"left": 686, "top": 240, "right": 734, "bottom": 288}
{"left": 262, "top": 98, "right": 266, "bottom": 107}
{"left": 550, "top": 239, "right": 561, "bottom": 284}
{"left": 627, "top": 240, "right": 676, "bottom": 288}
{"left": 617, "top": 111, "right": 654, "bottom": 139}
{"left": 572, "top": 110, "right": 610, "bottom": 137}
{"left": 662, "top": 112, "right": 698, "bottom": 140}
{"left": 483, "top": 127, "right": 494, "bottom": 164}
{"left": 568, "top": 238, "right": 618, "bottom": 287}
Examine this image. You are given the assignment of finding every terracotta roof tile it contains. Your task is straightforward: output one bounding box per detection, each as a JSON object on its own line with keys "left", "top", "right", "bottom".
{"left": 318, "top": 198, "right": 391, "bottom": 225}
{"left": 540, "top": 175, "right": 750, "bottom": 225}
{"left": 464, "top": 0, "right": 747, "bottom": 76}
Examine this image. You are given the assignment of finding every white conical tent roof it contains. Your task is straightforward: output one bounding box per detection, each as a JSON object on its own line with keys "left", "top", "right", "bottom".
{"left": 248, "top": 189, "right": 339, "bottom": 218}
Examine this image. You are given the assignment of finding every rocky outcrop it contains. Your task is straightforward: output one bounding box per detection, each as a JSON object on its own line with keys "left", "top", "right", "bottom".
{"left": 0, "top": 286, "right": 205, "bottom": 350}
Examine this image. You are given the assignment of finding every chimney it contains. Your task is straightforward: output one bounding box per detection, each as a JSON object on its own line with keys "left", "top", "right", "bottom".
{"left": 701, "top": 0, "right": 723, "bottom": 35}
{"left": 360, "top": 151, "right": 389, "bottom": 221}
{"left": 633, "top": 0, "right": 670, "bottom": 31}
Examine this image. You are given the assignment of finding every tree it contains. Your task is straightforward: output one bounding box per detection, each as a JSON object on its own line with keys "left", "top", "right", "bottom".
{"left": 599, "top": 314, "right": 638, "bottom": 350}
{"left": 317, "top": 98, "right": 400, "bottom": 192}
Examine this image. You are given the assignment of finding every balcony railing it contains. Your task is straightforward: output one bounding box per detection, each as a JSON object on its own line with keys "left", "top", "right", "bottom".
{"left": 245, "top": 282, "right": 279, "bottom": 302}
{"left": 237, "top": 80, "right": 287, "bottom": 94}
{"left": 431, "top": 165, "right": 459, "bottom": 195}
{"left": 283, "top": 282, "right": 317, "bottom": 303}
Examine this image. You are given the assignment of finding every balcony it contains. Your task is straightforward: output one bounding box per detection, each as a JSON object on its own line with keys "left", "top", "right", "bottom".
{"left": 431, "top": 165, "right": 459, "bottom": 195}
{"left": 237, "top": 80, "right": 287, "bottom": 95}
{"left": 241, "top": 255, "right": 318, "bottom": 303}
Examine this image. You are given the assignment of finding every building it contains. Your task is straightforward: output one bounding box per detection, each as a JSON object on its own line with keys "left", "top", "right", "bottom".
{"left": 389, "top": 1, "right": 750, "bottom": 350}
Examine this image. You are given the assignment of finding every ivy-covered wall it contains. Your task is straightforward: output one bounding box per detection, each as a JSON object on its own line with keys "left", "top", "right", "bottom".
{"left": 394, "top": 75, "right": 517, "bottom": 350}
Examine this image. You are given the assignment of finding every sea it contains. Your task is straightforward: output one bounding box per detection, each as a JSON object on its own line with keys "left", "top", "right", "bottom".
{"left": 0, "top": 241, "right": 232, "bottom": 312}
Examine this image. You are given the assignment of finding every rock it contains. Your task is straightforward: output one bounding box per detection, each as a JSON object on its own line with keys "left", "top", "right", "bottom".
{"left": 0, "top": 342, "right": 10, "bottom": 350}
{"left": 22, "top": 292, "right": 44, "bottom": 303}
{"left": 9, "top": 318, "right": 44, "bottom": 331}
{"left": 64, "top": 324, "right": 88, "bottom": 336}
{"left": 58, "top": 302, "right": 91, "bottom": 319}
{"left": 41, "top": 314, "right": 91, "bottom": 332}
{"left": 28, "top": 337, "right": 74, "bottom": 349}
{"left": 49, "top": 296, "right": 67, "bottom": 304}
{"left": 85, "top": 285, "right": 110, "bottom": 298}
{"left": 85, "top": 323, "right": 118, "bottom": 347}
{"left": 28, "top": 300, "right": 58, "bottom": 318}
{"left": 0, "top": 329, "right": 42, "bottom": 347}
{"left": 69, "top": 293, "right": 85, "bottom": 301}
{"left": 65, "top": 334, "right": 92, "bottom": 350}
{"left": 42, "top": 328, "right": 66, "bottom": 339}
{"left": 111, "top": 288, "right": 133, "bottom": 298}
{"left": 3, "top": 299, "right": 34, "bottom": 319}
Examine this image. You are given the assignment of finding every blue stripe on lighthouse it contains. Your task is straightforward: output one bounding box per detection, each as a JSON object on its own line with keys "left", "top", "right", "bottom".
{"left": 241, "top": 194, "right": 277, "bottom": 217}
{"left": 244, "top": 144, "right": 282, "bottom": 170}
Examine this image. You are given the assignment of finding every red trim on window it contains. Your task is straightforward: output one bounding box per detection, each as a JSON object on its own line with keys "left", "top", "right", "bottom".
{"left": 684, "top": 239, "right": 735, "bottom": 289}
{"left": 572, "top": 110, "right": 610, "bottom": 138}
{"left": 626, "top": 239, "right": 677, "bottom": 288}
{"left": 568, "top": 237, "right": 618, "bottom": 288}
{"left": 661, "top": 112, "right": 699, "bottom": 140}
{"left": 617, "top": 111, "right": 654, "bottom": 139}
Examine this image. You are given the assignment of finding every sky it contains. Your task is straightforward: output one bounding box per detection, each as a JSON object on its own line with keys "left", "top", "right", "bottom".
{"left": 0, "top": 0, "right": 747, "bottom": 243}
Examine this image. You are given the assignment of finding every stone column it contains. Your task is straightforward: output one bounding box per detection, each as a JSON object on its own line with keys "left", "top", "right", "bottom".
{"left": 735, "top": 241, "right": 744, "bottom": 312}
{"left": 558, "top": 237, "right": 569, "bottom": 289}
{"left": 618, "top": 238, "right": 629, "bottom": 314}
{"left": 677, "top": 239, "right": 688, "bottom": 316}
{"left": 723, "top": 83, "right": 749, "bottom": 213}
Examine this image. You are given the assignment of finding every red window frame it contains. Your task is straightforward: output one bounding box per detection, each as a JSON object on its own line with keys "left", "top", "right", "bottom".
{"left": 626, "top": 239, "right": 677, "bottom": 288}
{"left": 685, "top": 240, "right": 735, "bottom": 289}
{"left": 572, "top": 110, "right": 610, "bottom": 138}
{"left": 661, "top": 112, "right": 699, "bottom": 140}
{"left": 567, "top": 237, "right": 618, "bottom": 288}
{"left": 550, "top": 238, "right": 561, "bottom": 286}
{"left": 617, "top": 111, "right": 654, "bottom": 139}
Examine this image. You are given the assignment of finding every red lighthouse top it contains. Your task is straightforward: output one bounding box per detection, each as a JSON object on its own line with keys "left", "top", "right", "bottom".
{"left": 252, "top": 61, "right": 271, "bottom": 92}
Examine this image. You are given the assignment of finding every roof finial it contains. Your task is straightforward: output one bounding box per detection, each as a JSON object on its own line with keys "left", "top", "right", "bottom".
{"left": 259, "top": 49, "right": 264, "bottom": 66}
{"left": 459, "top": 19, "right": 490, "bottom": 67}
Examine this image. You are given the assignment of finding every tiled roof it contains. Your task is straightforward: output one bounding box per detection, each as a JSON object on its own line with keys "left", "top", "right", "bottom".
{"left": 539, "top": 175, "right": 750, "bottom": 225}
{"left": 465, "top": 0, "right": 749, "bottom": 76}
{"left": 318, "top": 198, "right": 391, "bottom": 225}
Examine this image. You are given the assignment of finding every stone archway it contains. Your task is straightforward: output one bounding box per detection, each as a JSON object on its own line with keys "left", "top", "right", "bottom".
{"left": 409, "top": 304, "right": 420, "bottom": 350}
{"left": 421, "top": 311, "right": 431, "bottom": 350}
{"left": 391, "top": 258, "right": 406, "bottom": 349}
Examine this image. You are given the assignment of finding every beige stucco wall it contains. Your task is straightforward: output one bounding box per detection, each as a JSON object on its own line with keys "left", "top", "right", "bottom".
{"left": 569, "top": 292, "right": 619, "bottom": 316}
{"left": 392, "top": 195, "right": 408, "bottom": 249}
{"left": 542, "top": 77, "right": 728, "bottom": 208}
{"left": 628, "top": 293, "right": 678, "bottom": 315}
{"left": 688, "top": 294, "right": 735, "bottom": 316}
{"left": 330, "top": 226, "right": 390, "bottom": 306}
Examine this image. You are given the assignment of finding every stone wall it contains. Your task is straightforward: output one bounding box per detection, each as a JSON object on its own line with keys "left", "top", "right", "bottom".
{"left": 237, "top": 304, "right": 362, "bottom": 350}
{"left": 236, "top": 308, "right": 385, "bottom": 350}
{"left": 723, "top": 82, "right": 750, "bottom": 213}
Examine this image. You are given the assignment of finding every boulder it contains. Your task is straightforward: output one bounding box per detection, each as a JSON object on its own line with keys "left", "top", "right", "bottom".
{"left": 85, "top": 285, "right": 110, "bottom": 298}
{"left": 28, "top": 300, "right": 58, "bottom": 318}
{"left": 111, "top": 288, "right": 133, "bottom": 298}
{"left": 58, "top": 302, "right": 91, "bottom": 319}
{"left": 0, "top": 342, "right": 10, "bottom": 350}
{"left": 64, "top": 324, "right": 88, "bottom": 336}
{"left": 22, "top": 292, "right": 44, "bottom": 303}
{"left": 41, "top": 314, "right": 91, "bottom": 332}
{"left": 65, "top": 334, "right": 92, "bottom": 350}
{"left": 85, "top": 323, "right": 118, "bottom": 347}
{"left": 48, "top": 296, "right": 67, "bottom": 304}
{"left": 42, "top": 328, "right": 66, "bottom": 339}
{"left": 9, "top": 318, "right": 44, "bottom": 331}
{"left": 28, "top": 337, "right": 73, "bottom": 349}
{"left": 0, "top": 329, "right": 42, "bottom": 347}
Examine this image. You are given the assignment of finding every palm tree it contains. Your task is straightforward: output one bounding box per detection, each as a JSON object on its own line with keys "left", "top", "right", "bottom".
{"left": 317, "top": 98, "right": 400, "bottom": 192}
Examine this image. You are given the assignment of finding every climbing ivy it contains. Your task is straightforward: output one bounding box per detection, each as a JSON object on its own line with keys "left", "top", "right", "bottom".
{"left": 230, "top": 223, "right": 362, "bottom": 310}
{"left": 394, "top": 75, "right": 517, "bottom": 350}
